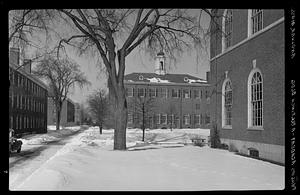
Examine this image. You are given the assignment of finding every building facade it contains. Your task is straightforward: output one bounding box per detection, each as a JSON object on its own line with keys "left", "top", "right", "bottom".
{"left": 209, "top": 9, "right": 284, "bottom": 164}
{"left": 124, "top": 52, "right": 210, "bottom": 129}
{"left": 9, "top": 48, "right": 48, "bottom": 135}
{"left": 47, "top": 97, "right": 76, "bottom": 127}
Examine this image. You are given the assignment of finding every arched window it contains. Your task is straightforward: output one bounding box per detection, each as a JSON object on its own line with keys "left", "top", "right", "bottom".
{"left": 248, "top": 69, "right": 263, "bottom": 128}
{"left": 222, "top": 9, "right": 233, "bottom": 52}
{"left": 160, "top": 61, "right": 164, "bottom": 70}
{"left": 222, "top": 79, "right": 233, "bottom": 128}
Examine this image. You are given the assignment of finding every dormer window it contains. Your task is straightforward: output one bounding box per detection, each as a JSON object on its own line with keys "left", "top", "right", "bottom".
{"left": 184, "top": 77, "right": 189, "bottom": 82}
{"left": 160, "top": 61, "right": 164, "bottom": 70}
{"left": 139, "top": 75, "right": 144, "bottom": 80}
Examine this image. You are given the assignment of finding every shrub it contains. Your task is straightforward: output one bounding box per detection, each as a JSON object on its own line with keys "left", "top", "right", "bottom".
{"left": 229, "top": 143, "right": 238, "bottom": 152}
{"left": 210, "top": 123, "right": 221, "bottom": 148}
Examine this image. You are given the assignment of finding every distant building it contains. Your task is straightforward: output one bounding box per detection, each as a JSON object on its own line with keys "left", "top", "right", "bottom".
{"left": 47, "top": 90, "right": 76, "bottom": 127}
{"left": 124, "top": 52, "right": 210, "bottom": 129}
{"left": 74, "top": 103, "right": 81, "bottom": 125}
{"left": 209, "top": 9, "right": 284, "bottom": 164}
{"left": 9, "top": 48, "right": 48, "bottom": 135}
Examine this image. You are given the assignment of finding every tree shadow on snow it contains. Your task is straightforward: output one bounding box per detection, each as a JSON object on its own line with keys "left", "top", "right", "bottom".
{"left": 127, "top": 144, "right": 184, "bottom": 151}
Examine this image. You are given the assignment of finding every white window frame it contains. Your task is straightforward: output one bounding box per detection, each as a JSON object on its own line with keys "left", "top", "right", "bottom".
{"left": 156, "top": 114, "right": 160, "bottom": 125}
{"left": 138, "top": 88, "right": 145, "bottom": 97}
{"left": 183, "top": 89, "right": 191, "bottom": 98}
{"left": 160, "top": 114, "right": 167, "bottom": 125}
{"left": 247, "top": 67, "right": 263, "bottom": 130}
{"left": 161, "top": 88, "right": 167, "bottom": 98}
{"left": 195, "top": 115, "right": 201, "bottom": 125}
{"left": 183, "top": 114, "right": 190, "bottom": 125}
{"left": 222, "top": 78, "right": 233, "bottom": 129}
{"left": 149, "top": 88, "right": 157, "bottom": 97}
{"left": 194, "top": 90, "right": 200, "bottom": 99}
{"left": 128, "top": 113, "right": 133, "bottom": 124}
{"left": 172, "top": 89, "right": 179, "bottom": 98}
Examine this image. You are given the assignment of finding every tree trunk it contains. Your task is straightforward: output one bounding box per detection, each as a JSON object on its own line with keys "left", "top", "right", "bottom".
{"left": 113, "top": 98, "right": 127, "bottom": 150}
{"left": 142, "top": 128, "right": 145, "bottom": 142}
{"left": 99, "top": 124, "right": 102, "bottom": 134}
{"left": 56, "top": 105, "right": 62, "bottom": 130}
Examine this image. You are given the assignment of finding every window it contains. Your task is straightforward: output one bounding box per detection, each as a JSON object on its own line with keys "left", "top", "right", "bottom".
{"left": 224, "top": 9, "right": 233, "bottom": 49}
{"left": 222, "top": 79, "right": 233, "bottom": 127}
{"left": 196, "top": 104, "right": 200, "bottom": 110}
{"left": 172, "top": 89, "right": 180, "bottom": 98}
{"left": 205, "top": 90, "right": 208, "bottom": 99}
{"left": 149, "top": 88, "right": 157, "bottom": 97}
{"left": 251, "top": 9, "right": 263, "bottom": 34}
{"left": 248, "top": 69, "right": 263, "bottom": 128}
{"left": 183, "top": 89, "right": 191, "bottom": 98}
{"left": 194, "top": 90, "right": 200, "bottom": 99}
{"left": 16, "top": 116, "right": 18, "bottom": 130}
{"left": 167, "top": 114, "right": 174, "bottom": 125}
{"left": 128, "top": 113, "right": 133, "bottom": 124}
{"left": 155, "top": 114, "right": 160, "bottom": 124}
{"left": 161, "top": 88, "right": 167, "bottom": 98}
{"left": 138, "top": 88, "right": 145, "bottom": 97}
{"left": 194, "top": 115, "right": 201, "bottom": 125}
{"left": 183, "top": 114, "right": 190, "bottom": 125}
{"left": 160, "top": 114, "right": 167, "bottom": 125}
{"left": 205, "top": 114, "right": 210, "bottom": 125}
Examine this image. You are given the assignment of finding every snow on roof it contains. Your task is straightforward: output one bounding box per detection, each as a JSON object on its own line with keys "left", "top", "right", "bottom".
{"left": 146, "top": 77, "right": 171, "bottom": 83}
{"left": 187, "top": 79, "right": 207, "bottom": 84}
{"left": 124, "top": 73, "right": 207, "bottom": 85}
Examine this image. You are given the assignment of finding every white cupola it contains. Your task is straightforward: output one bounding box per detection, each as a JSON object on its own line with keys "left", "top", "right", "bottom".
{"left": 154, "top": 51, "right": 166, "bottom": 75}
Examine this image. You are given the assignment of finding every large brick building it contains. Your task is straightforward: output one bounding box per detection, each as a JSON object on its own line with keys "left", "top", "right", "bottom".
{"left": 209, "top": 9, "right": 284, "bottom": 164}
{"left": 47, "top": 96, "right": 76, "bottom": 127}
{"left": 124, "top": 52, "right": 210, "bottom": 129}
{"left": 9, "top": 48, "right": 48, "bottom": 135}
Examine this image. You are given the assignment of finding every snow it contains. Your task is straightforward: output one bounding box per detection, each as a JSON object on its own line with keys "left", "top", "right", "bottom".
{"left": 11, "top": 127, "right": 284, "bottom": 191}
{"left": 146, "top": 77, "right": 171, "bottom": 83}
{"left": 19, "top": 126, "right": 82, "bottom": 145}
{"left": 187, "top": 79, "right": 207, "bottom": 83}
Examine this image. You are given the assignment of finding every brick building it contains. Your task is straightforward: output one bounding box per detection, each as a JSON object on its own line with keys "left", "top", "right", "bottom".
{"left": 47, "top": 96, "right": 76, "bottom": 127}
{"left": 9, "top": 48, "right": 48, "bottom": 135}
{"left": 209, "top": 9, "right": 284, "bottom": 164}
{"left": 124, "top": 52, "right": 210, "bottom": 129}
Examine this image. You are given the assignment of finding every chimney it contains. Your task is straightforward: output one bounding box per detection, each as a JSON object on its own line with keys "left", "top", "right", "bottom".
{"left": 9, "top": 47, "right": 20, "bottom": 66}
{"left": 23, "top": 59, "right": 32, "bottom": 74}
{"left": 206, "top": 71, "right": 210, "bottom": 83}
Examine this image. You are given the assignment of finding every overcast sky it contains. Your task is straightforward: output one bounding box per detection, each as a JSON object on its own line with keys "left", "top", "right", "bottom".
{"left": 25, "top": 9, "right": 211, "bottom": 105}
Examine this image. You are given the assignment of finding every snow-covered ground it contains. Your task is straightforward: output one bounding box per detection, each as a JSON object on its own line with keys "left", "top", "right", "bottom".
{"left": 10, "top": 127, "right": 284, "bottom": 191}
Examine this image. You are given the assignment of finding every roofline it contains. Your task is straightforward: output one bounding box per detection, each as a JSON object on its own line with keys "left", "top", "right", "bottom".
{"left": 9, "top": 62, "right": 48, "bottom": 90}
{"left": 124, "top": 80, "right": 210, "bottom": 87}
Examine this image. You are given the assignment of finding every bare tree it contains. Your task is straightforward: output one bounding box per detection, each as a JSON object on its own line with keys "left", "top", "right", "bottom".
{"left": 33, "top": 55, "right": 90, "bottom": 130}
{"left": 50, "top": 9, "right": 218, "bottom": 150}
{"left": 87, "top": 89, "right": 109, "bottom": 134}
{"left": 9, "top": 10, "right": 56, "bottom": 56}
{"left": 128, "top": 96, "right": 155, "bottom": 142}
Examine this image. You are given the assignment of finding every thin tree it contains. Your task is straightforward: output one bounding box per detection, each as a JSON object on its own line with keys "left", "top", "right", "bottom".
{"left": 33, "top": 55, "right": 90, "bottom": 130}
{"left": 87, "top": 89, "right": 109, "bottom": 134}
{"left": 47, "top": 9, "right": 222, "bottom": 150}
{"left": 166, "top": 102, "right": 177, "bottom": 131}
{"left": 128, "top": 96, "right": 155, "bottom": 142}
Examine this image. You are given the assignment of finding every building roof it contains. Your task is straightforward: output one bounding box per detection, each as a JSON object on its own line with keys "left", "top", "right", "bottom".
{"left": 9, "top": 62, "right": 48, "bottom": 90}
{"left": 124, "top": 72, "right": 207, "bottom": 85}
